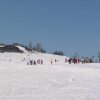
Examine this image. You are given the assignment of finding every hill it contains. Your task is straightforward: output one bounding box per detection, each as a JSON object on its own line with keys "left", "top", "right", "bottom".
{"left": 0, "top": 45, "right": 23, "bottom": 53}
{"left": 0, "top": 52, "right": 100, "bottom": 100}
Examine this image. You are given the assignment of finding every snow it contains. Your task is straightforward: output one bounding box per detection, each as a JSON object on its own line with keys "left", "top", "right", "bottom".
{"left": 0, "top": 52, "right": 100, "bottom": 100}
{"left": 16, "top": 46, "right": 28, "bottom": 53}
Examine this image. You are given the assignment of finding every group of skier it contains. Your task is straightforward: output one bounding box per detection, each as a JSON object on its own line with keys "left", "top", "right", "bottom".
{"left": 68, "top": 58, "right": 80, "bottom": 64}
{"left": 67, "top": 57, "right": 93, "bottom": 64}
{"left": 27, "top": 59, "right": 43, "bottom": 65}
{"left": 26, "top": 57, "right": 94, "bottom": 65}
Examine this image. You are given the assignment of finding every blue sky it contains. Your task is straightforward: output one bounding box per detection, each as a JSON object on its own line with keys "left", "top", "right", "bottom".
{"left": 0, "top": 0, "right": 100, "bottom": 57}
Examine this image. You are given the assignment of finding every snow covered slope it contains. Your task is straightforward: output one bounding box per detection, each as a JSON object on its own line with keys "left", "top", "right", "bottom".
{"left": 0, "top": 52, "right": 100, "bottom": 100}
{"left": 16, "top": 46, "right": 28, "bottom": 53}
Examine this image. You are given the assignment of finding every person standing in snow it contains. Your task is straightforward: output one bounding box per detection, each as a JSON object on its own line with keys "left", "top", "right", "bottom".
{"left": 41, "top": 59, "right": 43, "bottom": 65}
{"left": 68, "top": 58, "right": 72, "bottom": 64}
{"left": 51, "top": 59, "right": 53, "bottom": 65}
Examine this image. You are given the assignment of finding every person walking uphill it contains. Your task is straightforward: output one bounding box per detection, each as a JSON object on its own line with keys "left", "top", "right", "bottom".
{"left": 51, "top": 59, "right": 53, "bottom": 65}
{"left": 68, "top": 58, "right": 72, "bottom": 64}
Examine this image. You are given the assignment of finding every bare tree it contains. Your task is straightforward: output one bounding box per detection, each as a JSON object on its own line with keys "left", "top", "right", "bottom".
{"left": 28, "top": 42, "right": 33, "bottom": 50}
{"left": 33, "top": 43, "right": 42, "bottom": 52}
{"left": 73, "top": 52, "right": 80, "bottom": 58}
{"left": 98, "top": 53, "right": 100, "bottom": 63}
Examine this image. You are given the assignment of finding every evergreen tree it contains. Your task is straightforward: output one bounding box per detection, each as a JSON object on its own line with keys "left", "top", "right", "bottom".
{"left": 53, "top": 51, "right": 64, "bottom": 56}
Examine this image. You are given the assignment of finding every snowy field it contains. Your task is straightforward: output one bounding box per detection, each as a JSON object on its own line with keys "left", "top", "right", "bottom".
{"left": 0, "top": 52, "right": 100, "bottom": 100}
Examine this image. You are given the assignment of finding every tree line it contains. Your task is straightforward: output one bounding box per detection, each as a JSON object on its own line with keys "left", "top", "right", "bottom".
{"left": 0, "top": 42, "right": 64, "bottom": 56}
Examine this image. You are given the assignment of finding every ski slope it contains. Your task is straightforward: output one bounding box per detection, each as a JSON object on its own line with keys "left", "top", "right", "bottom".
{"left": 0, "top": 52, "right": 100, "bottom": 100}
